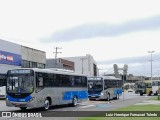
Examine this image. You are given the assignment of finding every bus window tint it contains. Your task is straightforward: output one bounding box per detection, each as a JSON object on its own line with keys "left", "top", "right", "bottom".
{"left": 36, "top": 73, "right": 44, "bottom": 87}
{"left": 60, "top": 75, "right": 70, "bottom": 86}
{"left": 82, "top": 77, "right": 87, "bottom": 87}
{"left": 70, "top": 76, "right": 75, "bottom": 86}
{"left": 44, "top": 73, "right": 87, "bottom": 87}
{"left": 75, "top": 76, "right": 82, "bottom": 87}
{"left": 45, "top": 73, "right": 53, "bottom": 86}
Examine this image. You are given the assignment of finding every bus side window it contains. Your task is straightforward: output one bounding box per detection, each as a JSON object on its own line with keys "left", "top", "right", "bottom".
{"left": 70, "top": 76, "right": 74, "bottom": 86}
{"left": 38, "top": 77, "right": 43, "bottom": 87}
{"left": 104, "top": 81, "right": 108, "bottom": 89}
{"left": 36, "top": 73, "right": 44, "bottom": 87}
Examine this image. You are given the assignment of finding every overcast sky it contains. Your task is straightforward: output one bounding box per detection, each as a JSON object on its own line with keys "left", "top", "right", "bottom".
{"left": 0, "top": 0, "right": 160, "bottom": 76}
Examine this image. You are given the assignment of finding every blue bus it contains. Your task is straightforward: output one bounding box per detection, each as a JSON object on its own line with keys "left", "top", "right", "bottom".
{"left": 6, "top": 68, "right": 88, "bottom": 110}
{"left": 88, "top": 76, "right": 123, "bottom": 100}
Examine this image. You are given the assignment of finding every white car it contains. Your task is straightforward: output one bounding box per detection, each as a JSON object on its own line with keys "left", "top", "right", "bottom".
{"left": 127, "top": 89, "right": 134, "bottom": 92}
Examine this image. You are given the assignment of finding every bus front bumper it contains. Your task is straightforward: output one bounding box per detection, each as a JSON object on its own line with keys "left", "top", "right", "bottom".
{"left": 6, "top": 99, "right": 37, "bottom": 108}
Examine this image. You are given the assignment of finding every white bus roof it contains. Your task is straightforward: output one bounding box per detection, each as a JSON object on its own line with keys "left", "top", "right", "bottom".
{"left": 88, "top": 76, "right": 121, "bottom": 80}
{"left": 8, "top": 68, "right": 87, "bottom": 77}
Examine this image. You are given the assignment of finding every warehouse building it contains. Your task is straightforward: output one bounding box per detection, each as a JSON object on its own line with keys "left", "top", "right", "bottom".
{"left": 0, "top": 39, "right": 46, "bottom": 75}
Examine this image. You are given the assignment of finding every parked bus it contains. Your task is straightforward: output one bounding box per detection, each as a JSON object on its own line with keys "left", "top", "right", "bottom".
{"left": 6, "top": 68, "right": 88, "bottom": 110}
{"left": 0, "top": 74, "right": 6, "bottom": 98}
{"left": 152, "top": 80, "right": 160, "bottom": 95}
{"left": 124, "top": 83, "right": 135, "bottom": 92}
{"left": 135, "top": 80, "right": 152, "bottom": 96}
{"left": 87, "top": 76, "right": 123, "bottom": 100}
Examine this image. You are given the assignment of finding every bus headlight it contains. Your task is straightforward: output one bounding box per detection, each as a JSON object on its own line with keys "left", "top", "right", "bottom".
{"left": 28, "top": 97, "right": 35, "bottom": 102}
{"left": 101, "top": 92, "right": 104, "bottom": 95}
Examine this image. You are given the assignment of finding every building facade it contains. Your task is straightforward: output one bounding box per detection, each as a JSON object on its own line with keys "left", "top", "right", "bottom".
{"left": 21, "top": 46, "right": 46, "bottom": 68}
{"left": 0, "top": 39, "right": 21, "bottom": 74}
{"left": 64, "top": 54, "right": 97, "bottom": 76}
{"left": 46, "top": 54, "right": 97, "bottom": 76}
{"left": 46, "top": 58, "right": 74, "bottom": 71}
{"left": 0, "top": 39, "right": 46, "bottom": 75}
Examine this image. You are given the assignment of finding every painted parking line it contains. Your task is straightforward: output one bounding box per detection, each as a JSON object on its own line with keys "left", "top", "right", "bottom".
{"left": 96, "top": 104, "right": 112, "bottom": 108}
{"left": 79, "top": 105, "right": 95, "bottom": 108}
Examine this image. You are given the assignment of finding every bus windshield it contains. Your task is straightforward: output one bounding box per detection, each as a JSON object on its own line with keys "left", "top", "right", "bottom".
{"left": 135, "top": 82, "right": 145, "bottom": 89}
{"left": 88, "top": 80, "right": 103, "bottom": 90}
{"left": 7, "top": 70, "right": 34, "bottom": 94}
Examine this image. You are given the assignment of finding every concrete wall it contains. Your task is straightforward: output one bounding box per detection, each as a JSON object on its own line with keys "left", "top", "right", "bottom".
{"left": 0, "top": 39, "right": 46, "bottom": 73}
{"left": 21, "top": 46, "right": 46, "bottom": 64}
{"left": 46, "top": 59, "right": 63, "bottom": 68}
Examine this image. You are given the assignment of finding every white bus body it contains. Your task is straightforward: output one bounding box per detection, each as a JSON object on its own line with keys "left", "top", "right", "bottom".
{"left": 6, "top": 68, "right": 88, "bottom": 110}
{"left": 152, "top": 80, "right": 160, "bottom": 95}
{"left": 88, "top": 76, "right": 123, "bottom": 100}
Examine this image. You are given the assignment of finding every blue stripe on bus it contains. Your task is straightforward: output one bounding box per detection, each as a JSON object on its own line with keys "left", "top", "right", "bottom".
{"left": 114, "top": 88, "right": 123, "bottom": 95}
{"left": 6, "top": 95, "right": 32, "bottom": 102}
{"left": 63, "top": 91, "right": 88, "bottom": 100}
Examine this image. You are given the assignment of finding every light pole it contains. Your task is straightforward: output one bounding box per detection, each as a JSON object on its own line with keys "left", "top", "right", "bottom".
{"left": 118, "top": 64, "right": 128, "bottom": 101}
{"left": 148, "top": 51, "right": 155, "bottom": 81}
{"left": 80, "top": 58, "right": 87, "bottom": 74}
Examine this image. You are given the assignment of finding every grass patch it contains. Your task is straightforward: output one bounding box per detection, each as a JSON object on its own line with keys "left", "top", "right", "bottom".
{"left": 116, "top": 104, "right": 160, "bottom": 111}
{"left": 148, "top": 96, "right": 160, "bottom": 100}
{"left": 80, "top": 100, "right": 160, "bottom": 120}
{"left": 80, "top": 117, "right": 160, "bottom": 120}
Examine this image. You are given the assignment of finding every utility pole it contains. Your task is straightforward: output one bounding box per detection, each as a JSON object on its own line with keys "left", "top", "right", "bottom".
{"left": 80, "top": 58, "right": 87, "bottom": 74}
{"left": 118, "top": 64, "right": 128, "bottom": 101}
{"left": 53, "top": 47, "right": 62, "bottom": 59}
{"left": 148, "top": 51, "right": 155, "bottom": 81}
{"left": 53, "top": 47, "right": 62, "bottom": 66}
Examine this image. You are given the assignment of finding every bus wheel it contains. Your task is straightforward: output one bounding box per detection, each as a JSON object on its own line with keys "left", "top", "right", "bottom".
{"left": 148, "top": 91, "right": 152, "bottom": 96}
{"left": 72, "top": 96, "right": 78, "bottom": 107}
{"left": 20, "top": 107, "right": 27, "bottom": 111}
{"left": 44, "top": 99, "right": 50, "bottom": 110}
{"left": 140, "top": 93, "right": 143, "bottom": 96}
{"left": 107, "top": 94, "right": 110, "bottom": 101}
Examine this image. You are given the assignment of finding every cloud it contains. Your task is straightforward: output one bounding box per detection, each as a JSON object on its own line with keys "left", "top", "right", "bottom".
{"left": 43, "top": 15, "right": 160, "bottom": 42}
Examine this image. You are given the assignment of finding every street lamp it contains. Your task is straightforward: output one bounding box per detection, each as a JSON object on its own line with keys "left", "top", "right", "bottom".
{"left": 80, "top": 58, "right": 87, "bottom": 74}
{"left": 148, "top": 51, "right": 155, "bottom": 81}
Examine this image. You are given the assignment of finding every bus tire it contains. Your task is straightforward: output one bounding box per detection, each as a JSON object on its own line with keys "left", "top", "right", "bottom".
{"left": 140, "top": 93, "right": 143, "bottom": 96}
{"left": 43, "top": 99, "right": 50, "bottom": 110}
{"left": 154, "top": 92, "right": 158, "bottom": 96}
{"left": 71, "top": 96, "right": 78, "bottom": 107}
{"left": 20, "top": 107, "right": 27, "bottom": 111}
{"left": 107, "top": 94, "right": 110, "bottom": 101}
{"left": 148, "top": 91, "right": 152, "bottom": 96}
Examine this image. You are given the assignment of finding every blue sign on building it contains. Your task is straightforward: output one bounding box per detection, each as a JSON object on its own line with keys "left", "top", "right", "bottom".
{"left": 0, "top": 50, "right": 21, "bottom": 66}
